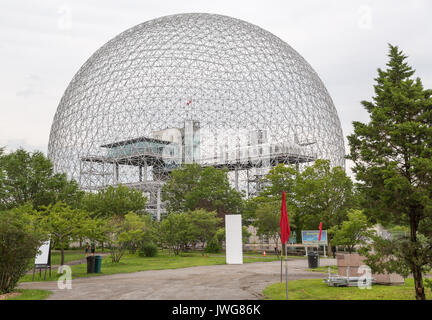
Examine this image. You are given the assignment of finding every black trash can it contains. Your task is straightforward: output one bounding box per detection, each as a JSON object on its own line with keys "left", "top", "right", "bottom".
{"left": 307, "top": 251, "right": 319, "bottom": 268}
{"left": 86, "top": 256, "right": 95, "bottom": 273}
{"left": 94, "top": 255, "right": 102, "bottom": 273}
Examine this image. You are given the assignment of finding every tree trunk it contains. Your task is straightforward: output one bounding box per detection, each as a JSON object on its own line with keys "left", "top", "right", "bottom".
{"left": 60, "top": 247, "right": 65, "bottom": 266}
{"left": 412, "top": 264, "right": 425, "bottom": 300}
{"left": 410, "top": 212, "right": 426, "bottom": 300}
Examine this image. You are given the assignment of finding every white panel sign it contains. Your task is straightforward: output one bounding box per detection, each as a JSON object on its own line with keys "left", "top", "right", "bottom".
{"left": 225, "top": 214, "right": 243, "bottom": 264}
{"left": 35, "top": 240, "right": 50, "bottom": 265}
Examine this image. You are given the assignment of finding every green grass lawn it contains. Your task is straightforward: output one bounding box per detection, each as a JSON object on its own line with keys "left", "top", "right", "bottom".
{"left": 262, "top": 278, "right": 431, "bottom": 300}
{"left": 19, "top": 250, "right": 280, "bottom": 283}
{"left": 25, "top": 250, "right": 87, "bottom": 280}
{"left": 4, "top": 289, "right": 52, "bottom": 300}
{"left": 50, "top": 251, "right": 87, "bottom": 265}
{"left": 27, "top": 250, "right": 86, "bottom": 270}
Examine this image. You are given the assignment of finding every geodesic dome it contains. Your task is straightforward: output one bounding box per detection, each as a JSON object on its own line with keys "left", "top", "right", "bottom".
{"left": 48, "top": 13, "right": 345, "bottom": 198}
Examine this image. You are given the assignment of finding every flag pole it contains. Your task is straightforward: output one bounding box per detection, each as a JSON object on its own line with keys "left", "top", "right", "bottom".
{"left": 280, "top": 191, "right": 290, "bottom": 300}
{"left": 285, "top": 242, "right": 288, "bottom": 300}
{"left": 280, "top": 243, "right": 283, "bottom": 283}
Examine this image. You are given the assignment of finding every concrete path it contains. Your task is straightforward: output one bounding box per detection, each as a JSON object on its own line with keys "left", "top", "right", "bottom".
{"left": 19, "top": 258, "right": 336, "bottom": 300}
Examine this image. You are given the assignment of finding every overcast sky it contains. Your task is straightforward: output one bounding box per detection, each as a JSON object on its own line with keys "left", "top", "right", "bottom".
{"left": 1, "top": 0, "right": 431, "bottom": 177}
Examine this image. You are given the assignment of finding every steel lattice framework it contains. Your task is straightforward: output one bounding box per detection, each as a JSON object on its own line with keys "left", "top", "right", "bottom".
{"left": 48, "top": 13, "right": 345, "bottom": 219}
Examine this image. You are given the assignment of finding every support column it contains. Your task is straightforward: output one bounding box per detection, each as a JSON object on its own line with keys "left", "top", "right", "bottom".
{"left": 102, "top": 162, "right": 106, "bottom": 186}
{"left": 114, "top": 163, "right": 119, "bottom": 185}
{"left": 156, "top": 188, "right": 161, "bottom": 222}
{"left": 79, "top": 159, "right": 82, "bottom": 187}
{"left": 139, "top": 165, "right": 142, "bottom": 182}
{"left": 235, "top": 167, "right": 239, "bottom": 192}
{"left": 246, "top": 169, "right": 250, "bottom": 198}
{"left": 143, "top": 162, "right": 147, "bottom": 181}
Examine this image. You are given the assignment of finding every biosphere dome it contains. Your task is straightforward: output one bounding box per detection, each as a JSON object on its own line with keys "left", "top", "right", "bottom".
{"left": 48, "top": 13, "right": 345, "bottom": 212}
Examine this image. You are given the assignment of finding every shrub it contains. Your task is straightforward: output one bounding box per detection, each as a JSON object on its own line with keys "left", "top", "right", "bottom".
{"left": 0, "top": 206, "right": 46, "bottom": 294}
{"left": 138, "top": 242, "right": 158, "bottom": 257}
{"left": 205, "top": 237, "right": 222, "bottom": 253}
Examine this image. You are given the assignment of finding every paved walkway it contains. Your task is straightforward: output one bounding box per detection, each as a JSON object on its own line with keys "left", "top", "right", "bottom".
{"left": 19, "top": 258, "right": 336, "bottom": 300}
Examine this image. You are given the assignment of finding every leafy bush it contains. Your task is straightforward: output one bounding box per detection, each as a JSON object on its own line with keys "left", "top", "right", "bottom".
{"left": 205, "top": 237, "right": 222, "bottom": 253}
{"left": 104, "top": 213, "right": 154, "bottom": 263}
{"left": 138, "top": 242, "right": 158, "bottom": 257}
{"left": 329, "top": 210, "right": 373, "bottom": 253}
{"left": 158, "top": 210, "right": 221, "bottom": 255}
{"left": 0, "top": 206, "right": 46, "bottom": 294}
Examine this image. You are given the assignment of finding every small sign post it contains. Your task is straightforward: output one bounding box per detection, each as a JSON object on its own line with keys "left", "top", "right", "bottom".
{"left": 301, "top": 230, "right": 328, "bottom": 258}
{"left": 301, "top": 230, "right": 328, "bottom": 245}
{"left": 33, "top": 240, "right": 52, "bottom": 281}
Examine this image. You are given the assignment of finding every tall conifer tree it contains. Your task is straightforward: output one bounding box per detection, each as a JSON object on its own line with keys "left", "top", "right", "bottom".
{"left": 348, "top": 45, "right": 432, "bottom": 300}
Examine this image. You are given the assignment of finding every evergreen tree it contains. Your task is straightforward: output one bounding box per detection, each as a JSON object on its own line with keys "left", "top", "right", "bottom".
{"left": 347, "top": 44, "right": 432, "bottom": 300}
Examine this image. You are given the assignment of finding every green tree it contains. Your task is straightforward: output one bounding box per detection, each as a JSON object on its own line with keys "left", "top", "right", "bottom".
{"left": 122, "top": 212, "right": 152, "bottom": 254}
{"left": 81, "top": 184, "right": 147, "bottom": 218}
{"left": 99, "top": 212, "right": 154, "bottom": 262}
{"left": 36, "top": 202, "right": 91, "bottom": 265}
{"left": 254, "top": 161, "right": 356, "bottom": 244}
{"left": 0, "top": 148, "right": 83, "bottom": 210}
{"left": 241, "top": 164, "right": 297, "bottom": 227}
{"left": 211, "top": 226, "right": 252, "bottom": 248}
{"left": 84, "top": 217, "right": 111, "bottom": 251}
{"left": 104, "top": 216, "right": 128, "bottom": 263}
{"left": 158, "top": 213, "right": 193, "bottom": 255}
{"left": 162, "top": 164, "right": 244, "bottom": 219}
{"left": 253, "top": 201, "right": 283, "bottom": 250}
{"left": 329, "top": 210, "right": 372, "bottom": 253}
{"left": 187, "top": 209, "right": 222, "bottom": 253}
{"left": 294, "top": 159, "right": 356, "bottom": 239}
{"left": 347, "top": 44, "right": 432, "bottom": 300}
{"left": 0, "top": 205, "right": 47, "bottom": 293}
{"left": 260, "top": 164, "right": 297, "bottom": 199}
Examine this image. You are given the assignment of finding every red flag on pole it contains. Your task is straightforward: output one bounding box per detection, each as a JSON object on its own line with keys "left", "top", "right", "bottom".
{"left": 318, "top": 222, "right": 323, "bottom": 242}
{"left": 280, "top": 191, "right": 291, "bottom": 244}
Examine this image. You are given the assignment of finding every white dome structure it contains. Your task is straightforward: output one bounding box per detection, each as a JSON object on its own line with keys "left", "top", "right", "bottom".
{"left": 48, "top": 13, "right": 345, "bottom": 215}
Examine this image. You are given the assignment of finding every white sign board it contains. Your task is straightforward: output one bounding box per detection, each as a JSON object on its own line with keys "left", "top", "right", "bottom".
{"left": 35, "top": 240, "right": 51, "bottom": 265}
{"left": 225, "top": 214, "right": 243, "bottom": 264}
{"left": 301, "top": 230, "right": 328, "bottom": 245}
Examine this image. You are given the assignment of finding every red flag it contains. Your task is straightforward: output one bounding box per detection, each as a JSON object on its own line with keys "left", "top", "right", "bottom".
{"left": 318, "top": 222, "right": 322, "bottom": 242}
{"left": 280, "top": 191, "right": 291, "bottom": 244}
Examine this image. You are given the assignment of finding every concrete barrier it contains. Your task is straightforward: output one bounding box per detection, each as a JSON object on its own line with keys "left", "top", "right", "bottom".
{"left": 336, "top": 253, "right": 404, "bottom": 285}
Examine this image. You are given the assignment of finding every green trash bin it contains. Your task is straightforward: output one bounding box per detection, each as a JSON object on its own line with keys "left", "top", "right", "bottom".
{"left": 94, "top": 255, "right": 102, "bottom": 273}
